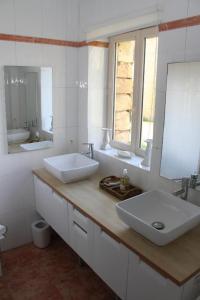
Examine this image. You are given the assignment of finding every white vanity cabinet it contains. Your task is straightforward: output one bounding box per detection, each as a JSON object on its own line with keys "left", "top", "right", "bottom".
{"left": 33, "top": 176, "right": 69, "bottom": 243}
{"left": 93, "top": 224, "right": 129, "bottom": 300}
{"left": 127, "top": 252, "right": 182, "bottom": 300}
{"left": 33, "top": 174, "right": 200, "bottom": 300}
{"left": 68, "top": 203, "right": 94, "bottom": 268}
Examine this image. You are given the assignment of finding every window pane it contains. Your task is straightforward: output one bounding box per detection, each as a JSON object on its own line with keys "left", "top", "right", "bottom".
{"left": 140, "top": 37, "right": 158, "bottom": 150}
{"left": 113, "top": 40, "right": 135, "bottom": 145}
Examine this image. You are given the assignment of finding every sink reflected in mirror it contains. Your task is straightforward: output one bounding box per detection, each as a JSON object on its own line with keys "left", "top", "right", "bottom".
{"left": 4, "top": 66, "right": 53, "bottom": 154}
{"left": 20, "top": 140, "right": 53, "bottom": 152}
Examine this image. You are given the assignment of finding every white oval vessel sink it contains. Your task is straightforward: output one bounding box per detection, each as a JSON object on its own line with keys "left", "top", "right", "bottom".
{"left": 116, "top": 190, "right": 200, "bottom": 246}
{"left": 7, "top": 128, "right": 30, "bottom": 144}
{"left": 44, "top": 153, "right": 99, "bottom": 183}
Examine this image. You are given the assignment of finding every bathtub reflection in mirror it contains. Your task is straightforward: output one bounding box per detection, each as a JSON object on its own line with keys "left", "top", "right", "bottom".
{"left": 4, "top": 66, "right": 53, "bottom": 154}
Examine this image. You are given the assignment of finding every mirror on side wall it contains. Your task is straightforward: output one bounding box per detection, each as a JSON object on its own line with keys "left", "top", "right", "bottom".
{"left": 160, "top": 62, "right": 200, "bottom": 179}
{"left": 4, "top": 66, "right": 53, "bottom": 154}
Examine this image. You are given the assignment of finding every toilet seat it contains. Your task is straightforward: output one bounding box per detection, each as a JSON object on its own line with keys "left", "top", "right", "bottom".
{"left": 0, "top": 224, "right": 7, "bottom": 240}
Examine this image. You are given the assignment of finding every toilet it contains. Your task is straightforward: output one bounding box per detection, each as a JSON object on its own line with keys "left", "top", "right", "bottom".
{"left": 0, "top": 224, "right": 7, "bottom": 276}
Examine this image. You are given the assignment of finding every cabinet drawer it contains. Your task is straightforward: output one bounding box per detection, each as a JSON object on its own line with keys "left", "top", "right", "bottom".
{"left": 68, "top": 203, "right": 94, "bottom": 267}
{"left": 93, "top": 224, "right": 129, "bottom": 300}
{"left": 71, "top": 206, "right": 88, "bottom": 233}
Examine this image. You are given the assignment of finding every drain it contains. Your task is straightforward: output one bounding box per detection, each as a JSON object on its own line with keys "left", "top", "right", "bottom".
{"left": 152, "top": 221, "right": 165, "bottom": 230}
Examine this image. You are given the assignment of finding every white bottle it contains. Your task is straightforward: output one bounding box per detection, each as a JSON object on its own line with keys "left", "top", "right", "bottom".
{"left": 101, "top": 128, "right": 112, "bottom": 150}
{"left": 141, "top": 139, "right": 153, "bottom": 167}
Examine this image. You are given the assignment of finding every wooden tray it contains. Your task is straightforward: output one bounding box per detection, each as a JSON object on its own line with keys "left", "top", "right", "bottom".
{"left": 99, "top": 176, "right": 142, "bottom": 200}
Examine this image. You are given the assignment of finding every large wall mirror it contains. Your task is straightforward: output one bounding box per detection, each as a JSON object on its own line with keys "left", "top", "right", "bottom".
{"left": 4, "top": 66, "right": 53, "bottom": 154}
{"left": 160, "top": 62, "right": 200, "bottom": 179}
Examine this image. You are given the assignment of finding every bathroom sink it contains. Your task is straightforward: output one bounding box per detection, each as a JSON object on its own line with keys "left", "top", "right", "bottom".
{"left": 116, "top": 190, "right": 200, "bottom": 246}
{"left": 21, "top": 140, "right": 53, "bottom": 151}
{"left": 44, "top": 153, "right": 99, "bottom": 183}
{"left": 7, "top": 128, "right": 30, "bottom": 144}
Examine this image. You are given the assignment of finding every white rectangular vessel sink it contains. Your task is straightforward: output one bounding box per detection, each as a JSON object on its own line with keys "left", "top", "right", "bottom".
{"left": 44, "top": 153, "right": 99, "bottom": 183}
{"left": 116, "top": 190, "right": 200, "bottom": 246}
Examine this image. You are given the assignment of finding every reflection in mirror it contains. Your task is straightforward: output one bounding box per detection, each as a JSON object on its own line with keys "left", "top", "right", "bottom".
{"left": 4, "top": 66, "right": 53, "bottom": 154}
{"left": 160, "top": 62, "right": 200, "bottom": 179}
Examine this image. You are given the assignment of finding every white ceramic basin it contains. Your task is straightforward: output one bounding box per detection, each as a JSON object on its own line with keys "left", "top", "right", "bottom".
{"left": 21, "top": 140, "right": 53, "bottom": 151}
{"left": 44, "top": 153, "right": 99, "bottom": 183}
{"left": 116, "top": 190, "right": 200, "bottom": 246}
{"left": 7, "top": 128, "right": 30, "bottom": 144}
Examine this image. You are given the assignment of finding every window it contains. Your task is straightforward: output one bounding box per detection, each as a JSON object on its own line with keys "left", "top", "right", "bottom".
{"left": 108, "top": 27, "right": 158, "bottom": 156}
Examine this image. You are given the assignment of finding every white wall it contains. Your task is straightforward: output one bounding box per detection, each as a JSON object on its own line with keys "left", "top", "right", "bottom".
{"left": 78, "top": 0, "right": 200, "bottom": 194}
{"left": 80, "top": 0, "right": 198, "bottom": 37}
{"left": 0, "top": 0, "right": 79, "bottom": 250}
{"left": 78, "top": 46, "right": 108, "bottom": 151}
{"left": 0, "top": 0, "right": 79, "bottom": 40}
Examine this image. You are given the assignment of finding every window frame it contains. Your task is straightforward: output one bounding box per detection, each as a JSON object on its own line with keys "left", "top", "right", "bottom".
{"left": 107, "top": 26, "right": 158, "bottom": 157}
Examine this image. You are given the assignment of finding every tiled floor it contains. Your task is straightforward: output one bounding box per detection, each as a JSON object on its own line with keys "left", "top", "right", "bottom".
{"left": 0, "top": 237, "right": 115, "bottom": 300}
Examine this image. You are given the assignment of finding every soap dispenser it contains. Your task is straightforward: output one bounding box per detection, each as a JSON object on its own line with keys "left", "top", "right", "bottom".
{"left": 120, "top": 169, "right": 129, "bottom": 191}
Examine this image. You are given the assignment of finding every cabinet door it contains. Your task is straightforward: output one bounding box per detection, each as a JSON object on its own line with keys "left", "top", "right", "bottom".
{"left": 93, "top": 224, "right": 129, "bottom": 300}
{"left": 51, "top": 192, "right": 69, "bottom": 243}
{"left": 34, "top": 176, "right": 69, "bottom": 243}
{"left": 33, "top": 176, "right": 53, "bottom": 224}
{"left": 182, "top": 273, "right": 200, "bottom": 300}
{"left": 127, "top": 252, "right": 182, "bottom": 300}
{"left": 68, "top": 203, "right": 94, "bottom": 267}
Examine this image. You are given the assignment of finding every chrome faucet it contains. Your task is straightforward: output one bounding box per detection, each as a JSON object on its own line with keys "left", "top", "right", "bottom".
{"left": 82, "top": 143, "right": 94, "bottom": 159}
{"left": 173, "top": 177, "right": 190, "bottom": 200}
{"left": 24, "top": 121, "right": 29, "bottom": 129}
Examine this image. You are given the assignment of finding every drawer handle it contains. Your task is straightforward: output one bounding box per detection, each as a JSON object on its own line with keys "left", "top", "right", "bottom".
{"left": 73, "top": 221, "right": 87, "bottom": 235}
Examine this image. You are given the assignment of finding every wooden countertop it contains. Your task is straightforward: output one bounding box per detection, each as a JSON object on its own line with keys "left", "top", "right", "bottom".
{"left": 33, "top": 169, "right": 200, "bottom": 286}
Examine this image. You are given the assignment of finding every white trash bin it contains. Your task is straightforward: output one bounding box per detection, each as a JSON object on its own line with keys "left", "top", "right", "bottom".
{"left": 32, "top": 220, "right": 51, "bottom": 249}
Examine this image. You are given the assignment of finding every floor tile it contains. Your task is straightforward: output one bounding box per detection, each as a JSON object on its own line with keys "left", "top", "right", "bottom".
{"left": 0, "top": 237, "right": 115, "bottom": 300}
